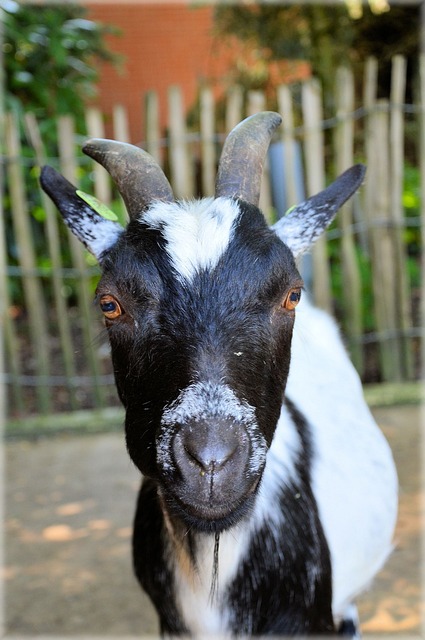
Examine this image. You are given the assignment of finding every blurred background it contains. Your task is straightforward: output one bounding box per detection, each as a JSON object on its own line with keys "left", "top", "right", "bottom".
{"left": 2, "top": 0, "right": 423, "bottom": 417}
{"left": 1, "top": 0, "right": 423, "bottom": 636}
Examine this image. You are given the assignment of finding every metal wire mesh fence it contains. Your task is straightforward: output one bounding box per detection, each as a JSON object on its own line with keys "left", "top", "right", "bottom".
{"left": 2, "top": 56, "right": 423, "bottom": 421}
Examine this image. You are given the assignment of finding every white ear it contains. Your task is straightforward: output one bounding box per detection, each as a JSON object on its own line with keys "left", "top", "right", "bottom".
{"left": 40, "top": 166, "right": 123, "bottom": 262}
{"left": 271, "top": 164, "right": 366, "bottom": 257}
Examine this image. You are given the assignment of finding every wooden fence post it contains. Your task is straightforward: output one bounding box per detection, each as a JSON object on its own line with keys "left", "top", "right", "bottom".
{"left": 0, "top": 277, "right": 25, "bottom": 414}
{"left": 367, "top": 101, "right": 404, "bottom": 381}
{"left": 200, "top": 87, "right": 216, "bottom": 197}
{"left": 145, "top": 91, "right": 162, "bottom": 166}
{"left": 57, "top": 114, "right": 106, "bottom": 407}
{"left": 5, "top": 112, "right": 51, "bottom": 413}
{"left": 0, "top": 115, "right": 24, "bottom": 413}
{"left": 247, "top": 91, "right": 273, "bottom": 221}
{"left": 25, "top": 113, "right": 78, "bottom": 410}
{"left": 85, "top": 107, "right": 112, "bottom": 205}
{"left": 389, "top": 55, "right": 413, "bottom": 379}
{"left": 334, "top": 66, "right": 363, "bottom": 373}
{"left": 225, "top": 86, "right": 244, "bottom": 133}
{"left": 301, "top": 79, "right": 332, "bottom": 313}
{"left": 112, "top": 105, "right": 131, "bottom": 223}
{"left": 277, "top": 84, "right": 299, "bottom": 210}
{"left": 363, "top": 56, "right": 379, "bottom": 258}
{"left": 113, "top": 104, "right": 130, "bottom": 143}
{"left": 168, "top": 85, "right": 194, "bottom": 199}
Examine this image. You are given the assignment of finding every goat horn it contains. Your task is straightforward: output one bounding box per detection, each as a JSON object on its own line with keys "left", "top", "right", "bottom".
{"left": 83, "top": 139, "right": 174, "bottom": 219}
{"left": 215, "top": 111, "right": 282, "bottom": 206}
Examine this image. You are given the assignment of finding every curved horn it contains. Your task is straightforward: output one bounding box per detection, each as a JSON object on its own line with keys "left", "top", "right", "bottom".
{"left": 215, "top": 111, "right": 282, "bottom": 206}
{"left": 83, "top": 139, "right": 174, "bottom": 219}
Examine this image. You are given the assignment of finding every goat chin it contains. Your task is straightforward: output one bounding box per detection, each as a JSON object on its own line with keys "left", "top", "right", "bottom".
{"left": 159, "top": 485, "right": 259, "bottom": 534}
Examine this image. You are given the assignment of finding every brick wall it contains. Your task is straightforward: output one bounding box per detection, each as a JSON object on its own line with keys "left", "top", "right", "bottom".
{"left": 86, "top": 3, "right": 310, "bottom": 143}
{"left": 86, "top": 3, "right": 238, "bottom": 142}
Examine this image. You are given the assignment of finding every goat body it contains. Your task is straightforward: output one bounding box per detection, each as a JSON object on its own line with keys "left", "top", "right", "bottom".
{"left": 40, "top": 112, "right": 397, "bottom": 637}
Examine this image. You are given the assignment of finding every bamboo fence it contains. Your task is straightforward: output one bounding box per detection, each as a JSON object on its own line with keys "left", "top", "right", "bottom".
{"left": 2, "top": 56, "right": 423, "bottom": 420}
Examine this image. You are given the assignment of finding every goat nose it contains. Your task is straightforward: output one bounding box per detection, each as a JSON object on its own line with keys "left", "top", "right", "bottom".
{"left": 184, "top": 436, "right": 236, "bottom": 473}
{"left": 181, "top": 422, "right": 239, "bottom": 474}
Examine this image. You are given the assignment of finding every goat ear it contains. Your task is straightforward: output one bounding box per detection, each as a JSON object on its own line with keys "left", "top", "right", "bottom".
{"left": 40, "top": 166, "right": 123, "bottom": 262}
{"left": 271, "top": 164, "right": 366, "bottom": 257}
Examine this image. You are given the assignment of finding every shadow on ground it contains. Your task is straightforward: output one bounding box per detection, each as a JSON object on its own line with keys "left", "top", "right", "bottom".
{"left": 4, "top": 405, "right": 423, "bottom": 636}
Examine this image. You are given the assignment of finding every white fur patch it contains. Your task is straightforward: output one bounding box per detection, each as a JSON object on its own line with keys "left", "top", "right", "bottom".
{"left": 90, "top": 221, "right": 123, "bottom": 259}
{"left": 171, "top": 527, "right": 250, "bottom": 635}
{"left": 142, "top": 197, "right": 241, "bottom": 282}
{"left": 161, "top": 381, "right": 256, "bottom": 429}
{"left": 252, "top": 402, "right": 302, "bottom": 529}
{"left": 286, "top": 294, "right": 398, "bottom": 617}
{"left": 271, "top": 201, "right": 336, "bottom": 259}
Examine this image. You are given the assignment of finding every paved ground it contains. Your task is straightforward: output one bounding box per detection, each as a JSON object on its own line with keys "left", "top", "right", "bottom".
{"left": 3, "top": 405, "right": 423, "bottom": 637}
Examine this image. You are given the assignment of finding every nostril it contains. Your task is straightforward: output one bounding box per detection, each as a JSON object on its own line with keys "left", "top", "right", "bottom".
{"left": 182, "top": 427, "right": 239, "bottom": 474}
{"left": 183, "top": 442, "right": 236, "bottom": 474}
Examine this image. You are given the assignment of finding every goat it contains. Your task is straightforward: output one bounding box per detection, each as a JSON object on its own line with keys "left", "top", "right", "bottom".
{"left": 40, "top": 112, "right": 398, "bottom": 637}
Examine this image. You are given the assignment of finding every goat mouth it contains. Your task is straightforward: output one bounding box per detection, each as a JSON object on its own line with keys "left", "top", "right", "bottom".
{"left": 161, "top": 478, "right": 260, "bottom": 533}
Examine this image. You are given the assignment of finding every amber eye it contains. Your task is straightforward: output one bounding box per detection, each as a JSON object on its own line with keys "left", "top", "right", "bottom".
{"left": 99, "top": 295, "right": 122, "bottom": 320}
{"left": 282, "top": 288, "right": 302, "bottom": 311}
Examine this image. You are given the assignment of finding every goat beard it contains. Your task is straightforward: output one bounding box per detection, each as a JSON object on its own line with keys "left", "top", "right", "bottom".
{"left": 159, "top": 488, "right": 222, "bottom": 603}
{"left": 210, "top": 531, "right": 220, "bottom": 604}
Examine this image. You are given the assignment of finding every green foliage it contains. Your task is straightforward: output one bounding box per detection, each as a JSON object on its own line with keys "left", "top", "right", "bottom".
{"left": 214, "top": 5, "right": 353, "bottom": 68}
{"left": 214, "top": 4, "right": 352, "bottom": 100}
{"left": 3, "top": 1, "right": 122, "bottom": 307}
{"left": 329, "top": 161, "right": 422, "bottom": 335}
{"left": 328, "top": 238, "right": 375, "bottom": 332}
{"left": 213, "top": 4, "right": 419, "bottom": 104}
{"left": 402, "top": 163, "right": 421, "bottom": 289}
{"left": 3, "top": 1, "right": 120, "bottom": 120}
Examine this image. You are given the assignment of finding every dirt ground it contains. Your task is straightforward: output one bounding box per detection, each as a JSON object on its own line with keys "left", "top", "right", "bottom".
{"left": 3, "top": 404, "right": 423, "bottom": 637}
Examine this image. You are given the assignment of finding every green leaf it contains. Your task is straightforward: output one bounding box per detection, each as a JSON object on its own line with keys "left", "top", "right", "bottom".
{"left": 76, "top": 190, "right": 118, "bottom": 221}
{"left": 402, "top": 191, "right": 419, "bottom": 210}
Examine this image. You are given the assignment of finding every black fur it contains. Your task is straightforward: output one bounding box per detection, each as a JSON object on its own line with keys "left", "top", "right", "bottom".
{"left": 132, "top": 479, "right": 189, "bottom": 635}
{"left": 225, "top": 399, "right": 334, "bottom": 635}
{"left": 39, "top": 131, "right": 369, "bottom": 637}
{"left": 133, "top": 399, "right": 335, "bottom": 635}
{"left": 98, "top": 204, "right": 301, "bottom": 485}
{"left": 100, "top": 202, "right": 337, "bottom": 633}
{"left": 338, "top": 618, "right": 359, "bottom": 637}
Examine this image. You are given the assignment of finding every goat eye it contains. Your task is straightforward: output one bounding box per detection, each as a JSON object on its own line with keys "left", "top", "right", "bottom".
{"left": 99, "top": 295, "right": 123, "bottom": 320}
{"left": 282, "top": 288, "right": 301, "bottom": 311}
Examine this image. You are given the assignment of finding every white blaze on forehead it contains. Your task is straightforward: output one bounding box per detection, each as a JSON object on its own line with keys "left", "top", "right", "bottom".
{"left": 142, "top": 197, "right": 241, "bottom": 282}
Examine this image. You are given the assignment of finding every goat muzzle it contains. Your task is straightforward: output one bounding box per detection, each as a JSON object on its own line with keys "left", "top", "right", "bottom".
{"left": 157, "top": 416, "right": 266, "bottom": 531}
